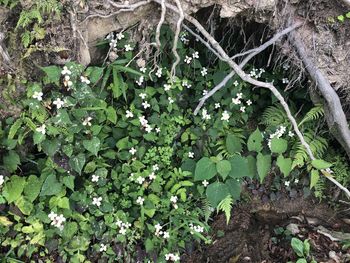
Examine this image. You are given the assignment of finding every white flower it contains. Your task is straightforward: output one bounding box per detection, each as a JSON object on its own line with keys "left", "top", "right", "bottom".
{"left": 221, "top": 111, "right": 230, "bottom": 122}
{"left": 170, "top": 196, "right": 178, "bottom": 203}
{"left": 288, "top": 131, "right": 295, "bottom": 137}
{"left": 153, "top": 164, "right": 159, "bottom": 171}
{"left": 32, "top": 91, "right": 43, "bottom": 101}
{"left": 182, "top": 80, "right": 192, "bottom": 89}
{"left": 149, "top": 172, "right": 156, "bottom": 180}
{"left": 61, "top": 66, "right": 71, "bottom": 75}
{"left": 200, "top": 67, "right": 208, "bottom": 76}
{"left": 233, "top": 80, "right": 239, "bottom": 87}
{"left": 188, "top": 152, "right": 194, "bottom": 158}
{"left": 145, "top": 124, "right": 153, "bottom": 133}
{"left": 232, "top": 98, "right": 241, "bottom": 105}
{"left": 155, "top": 127, "right": 161, "bottom": 133}
{"left": 294, "top": 179, "right": 299, "bottom": 184}
{"left": 202, "top": 90, "right": 208, "bottom": 96}
{"left": 140, "top": 66, "right": 147, "bottom": 73}
{"left": 165, "top": 253, "right": 180, "bottom": 262}
{"left": 91, "top": 174, "right": 99, "bottom": 182}
{"left": 215, "top": 103, "right": 220, "bottom": 109}
{"left": 109, "top": 39, "right": 117, "bottom": 48}
{"left": 136, "top": 76, "right": 144, "bottom": 86}
{"left": 240, "top": 106, "right": 246, "bottom": 113}
{"left": 50, "top": 213, "right": 66, "bottom": 229}
{"left": 53, "top": 98, "right": 65, "bottom": 109}
{"left": 0, "top": 175, "right": 4, "bottom": 187}
{"left": 126, "top": 110, "right": 134, "bottom": 118}
{"left": 125, "top": 44, "right": 133, "bottom": 51}
{"left": 192, "top": 51, "right": 199, "bottom": 59}
{"left": 80, "top": 76, "right": 90, "bottom": 84}
{"left": 155, "top": 68, "right": 162, "bottom": 78}
{"left": 164, "top": 84, "right": 171, "bottom": 91}
{"left": 246, "top": 100, "right": 252, "bottom": 106}
{"left": 119, "top": 228, "right": 127, "bottom": 235}
{"left": 136, "top": 176, "right": 145, "bottom": 185}
{"left": 202, "top": 180, "right": 209, "bottom": 187}
{"left": 136, "top": 196, "right": 145, "bottom": 205}
{"left": 82, "top": 116, "right": 92, "bottom": 126}
{"left": 284, "top": 181, "right": 290, "bottom": 187}
{"left": 282, "top": 78, "right": 289, "bottom": 84}
{"left": 48, "top": 211, "right": 57, "bottom": 221}
{"left": 201, "top": 109, "right": 211, "bottom": 120}
{"left": 139, "top": 93, "right": 147, "bottom": 100}
{"left": 63, "top": 75, "right": 73, "bottom": 87}
{"left": 36, "top": 124, "right": 46, "bottom": 135}
{"left": 100, "top": 243, "right": 107, "bottom": 252}
{"left": 184, "top": 56, "right": 192, "bottom": 64}
{"left": 237, "top": 93, "right": 243, "bottom": 99}
{"left": 142, "top": 101, "right": 151, "bottom": 109}
{"left": 283, "top": 63, "right": 290, "bottom": 70}
{"left": 116, "top": 220, "right": 123, "bottom": 227}
{"left": 163, "top": 231, "right": 170, "bottom": 239}
{"left": 116, "top": 32, "right": 125, "bottom": 40}
{"left": 92, "top": 197, "right": 102, "bottom": 207}
{"left": 139, "top": 116, "right": 148, "bottom": 126}
{"left": 129, "top": 147, "right": 137, "bottom": 155}
{"left": 168, "top": 97, "right": 174, "bottom": 104}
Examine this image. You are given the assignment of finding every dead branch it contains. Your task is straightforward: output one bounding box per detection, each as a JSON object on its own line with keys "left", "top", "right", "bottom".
{"left": 170, "top": 0, "right": 184, "bottom": 79}
{"left": 0, "top": 32, "right": 13, "bottom": 69}
{"left": 155, "top": 0, "right": 166, "bottom": 48}
{"left": 290, "top": 33, "right": 350, "bottom": 159}
{"left": 194, "top": 22, "right": 302, "bottom": 115}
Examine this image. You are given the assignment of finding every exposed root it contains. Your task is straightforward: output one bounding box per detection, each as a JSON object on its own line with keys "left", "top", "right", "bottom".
{"left": 170, "top": 0, "right": 184, "bottom": 80}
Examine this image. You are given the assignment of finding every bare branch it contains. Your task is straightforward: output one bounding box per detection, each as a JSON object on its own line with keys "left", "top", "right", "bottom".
{"left": 170, "top": 0, "right": 184, "bottom": 79}
{"left": 155, "top": 0, "right": 166, "bottom": 48}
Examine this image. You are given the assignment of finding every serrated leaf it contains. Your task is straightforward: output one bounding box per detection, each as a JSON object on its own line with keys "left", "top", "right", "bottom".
{"left": 216, "top": 160, "right": 231, "bottom": 180}
{"left": 206, "top": 182, "right": 230, "bottom": 207}
{"left": 3, "top": 151, "right": 20, "bottom": 172}
{"left": 270, "top": 138, "right": 288, "bottom": 154}
{"left": 311, "top": 159, "right": 332, "bottom": 170}
{"left": 194, "top": 157, "right": 217, "bottom": 181}
{"left": 41, "top": 65, "right": 61, "bottom": 85}
{"left": 276, "top": 155, "right": 292, "bottom": 177}
{"left": 247, "top": 128, "right": 263, "bottom": 152}
{"left": 257, "top": 152, "right": 271, "bottom": 182}
{"left": 8, "top": 118, "right": 23, "bottom": 139}
{"left": 83, "top": 137, "right": 101, "bottom": 156}
{"left": 226, "top": 134, "right": 242, "bottom": 154}
{"left": 310, "top": 169, "right": 319, "bottom": 189}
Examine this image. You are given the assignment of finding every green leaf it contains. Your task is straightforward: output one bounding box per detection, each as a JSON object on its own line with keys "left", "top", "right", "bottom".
{"left": 116, "top": 137, "right": 129, "bottom": 151}
{"left": 217, "top": 195, "right": 233, "bottom": 224}
{"left": 40, "top": 174, "right": 63, "bottom": 196}
{"left": 111, "top": 67, "right": 123, "bottom": 99}
{"left": 276, "top": 155, "right": 292, "bottom": 177}
{"left": 337, "top": 15, "right": 345, "bottom": 22}
{"left": 69, "top": 154, "right": 86, "bottom": 175}
{"left": 63, "top": 176, "right": 75, "bottom": 191}
{"left": 291, "top": 238, "right": 304, "bottom": 257}
{"left": 225, "top": 179, "right": 241, "bottom": 200}
{"left": 311, "top": 159, "right": 332, "bottom": 170}
{"left": 85, "top": 66, "right": 104, "bottom": 84}
{"left": 346, "top": 12, "right": 350, "bottom": 19}
{"left": 310, "top": 169, "right": 319, "bottom": 189}
{"left": 270, "top": 138, "right": 288, "bottom": 154}
{"left": 62, "top": 222, "right": 78, "bottom": 240}
{"left": 42, "top": 139, "right": 60, "bottom": 156}
{"left": 106, "top": 106, "right": 117, "bottom": 124}
{"left": 15, "top": 196, "right": 33, "bottom": 215}
{"left": 247, "top": 155, "right": 257, "bottom": 178}
{"left": 24, "top": 175, "right": 42, "bottom": 202}
{"left": 33, "top": 131, "right": 46, "bottom": 145}
{"left": 83, "top": 137, "right": 101, "bottom": 156}
{"left": 226, "top": 134, "right": 242, "bottom": 154}
{"left": 3, "top": 150, "right": 20, "bottom": 172}
{"left": 8, "top": 118, "right": 23, "bottom": 139}
{"left": 257, "top": 152, "right": 271, "bottom": 182}
{"left": 3, "top": 175, "right": 26, "bottom": 203}
{"left": 228, "top": 155, "right": 249, "bottom": 179}
{"left": 247, "top": 128, "right": 263, "bottom": 152}
{"left": 206, "top": 182, "right": 230, "bottom": 207}
{"left": 41, "top": 66, "right": 61, "bottom": 85}
{"left": 145, "top": 238, "right": 154, "bottom": 252}
{"left": 194, "top": 157, "right": 217, "bottom": 181}
{"left": 216, "top": 160, "right": 231, "bottom": 180}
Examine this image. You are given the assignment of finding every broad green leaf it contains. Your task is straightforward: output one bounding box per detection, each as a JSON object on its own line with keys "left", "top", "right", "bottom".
{"left": 291, "top": 238, "right": 304, "bottom": 257}
{"left": 111, "top": 67, "right": 123, "bottom": 99}
{"left": 228, "top": 155, "right": 249, "bottom": 179}
{"left": 194, "top": 157, "right": 217, "bottom": 181}
{"left": 226, "top": 134, "right": 242, "bottom": 154}
{"left": 62, "top": 222, "right": 78, "bottom": 240}
{"left": 276, "top": 155, "right": 292, "bottom": 177}
{"left": 24, "top": 175, "right": 42, "bottom": 202}
{"left": 57, "top": 197, "right": 70, "bottom": 209}
{"left": 8, "top": 118, "right": 23, "bottom": 139}
{"left": 257, "top": 152, "right": 271, "bottom": 182}
{"left": 225, "top": 179, "right": 241, "bottom": 200}
{"left": 270, "top": 138, "right": 288, "bottom": 154}
{"left": 247, "top": 128, "right": 263, "bottom": 152}
{"left": 247, "top": 155, "right": 257, "bottom": 178}
{"left": 63, "top": 176, "right": 75, "bottom": 191}
{"left": 0, "top": 216, "right": 13, "bottom": 226}
{"left": 69, "top": 154, "right": 86, "bottom": 175}
{"left": 106, "top": 106, "right": 117, "bottom": 124}
{"left": 3, "top": 150, "right": 20, "bottom": 172}
{"left": 2, "top": 175, "right": 26, "bottom": 203}
{"left": 311, "top": 159, "right": 332, "bottom": 170}
{"left": 216, "top": 160, "right": 231, "bottom": 180}
{"left": 40, "top": 174, "right": 63, "bottom": 196}
{"left": 116, "top": 137, "right": 129, "bottom": 151}
{"left": 33, "top": 132, "right": 45, "bottom": 145}
{"left": 83, "top": 137, "right": 101, "bottom": 156}
{"left": 310, "top": 169, "right": 319, "bottom": 189}
{"left": 206, "top": 182, "right": 230, "bottom": 207}
{"left": 85, "top": 66, "right": 104, "bottom": 84}
{"left": 15, "top": 196, "right": 33, "bottom": 215}
{"left": 42, "top": 139, "right": 60, "bottom": 156}
{"left": 41, "top": 66, "right": 61, "bottom": 85}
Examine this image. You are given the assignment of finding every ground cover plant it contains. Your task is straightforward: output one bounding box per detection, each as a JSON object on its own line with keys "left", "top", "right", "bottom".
{"left": 0, "top": 22, "right": 350, "bottom": 263}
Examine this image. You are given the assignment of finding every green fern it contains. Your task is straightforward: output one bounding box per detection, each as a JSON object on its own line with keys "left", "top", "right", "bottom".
{"left": 201, "top": 198, "right": 212, "bottom": 223}
{"left": 216, "top": 129, "right": 245, "bottom": 157}
{"left": 298, "top": 104, "right": 324, "bottom": 127}
{"left": 261, "top": 105, "right": 289, "bottom": 128}
{"left": 217, "top": 195, "right": 233, "bottom": 224}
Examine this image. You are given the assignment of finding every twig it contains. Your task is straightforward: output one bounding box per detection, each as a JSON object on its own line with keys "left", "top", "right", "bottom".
{"left": 194, "top": 22, "right": 302, "bottom": 115}
{"left": 170, "top": 0, "right": 184, "bottom": 80}
{"left": 155, "top": 0, "right": 166, "bottom": 48}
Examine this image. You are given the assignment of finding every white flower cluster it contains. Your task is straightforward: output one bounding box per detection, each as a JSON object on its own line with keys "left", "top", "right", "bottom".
{"left": 32, "top": 91, "right": 43, "bottom": 101}
{"left": 189, "top": 223, "right": 204, "bottom": 234}
{"left": 156, "top": 67, "right": 163, "bottom": 78}
{"left": 282, "top": 78, "right": 289, "bottom": 84}
{"left": 93, "top": 197, "right": 102, "bottom": 207}
{"left": 154, "top": 223, "right": 170, "bottom": 239}
{"left": 136, "top": 76, "right": 144, "bottom": 86}
{"left": 82, "top": 116, "right": 92, "bottom": 126}
{"left": 182, "top": 80, "right": 192, "bottom": 89}
{"left": 267, "top": 125, "right": 286, "bottom": 148}
{"left": 99, "top": 243, "right": 107, "bottom": 252}
{"left": 48, "top": 211, "right": 66, "bottom": 230}
{"left": 232, "top": 93, "right": 243, "bottom": 105}
{"left": 170, "top": 195, "right": 178, "bottom": 209}
{"left": 0, "top": 175, "right": 4, "bottom": 187}
{"left": 116, "top": 219, "right": 132, "bottom": 235}
{"left": 36, "top": 124, "right": 46, "bottom": 135}
{"left": 221, "top": 111, "right": 230, "bottom": 122}
{"left": 201, "top": 108, "right": 211, "bottom": 120}
{"left": 165, "top": 253, "right": 180, "bottom": 262}
{"left": 136, "top": 196, "right": 144, "bottom": 205}
{"left": 180, "top": 31, "right": 189, "bottom": 44}
{"left": 61, "top": 66, "right": 73, "bottom": 88}
{"left": 200, "top": 67, "right": 208, "bottom": 76}
{"left": 249, "top": 68, "right": 265, "bottom": 78}
{"left": 106, "top": 32, "right": 125, "bottom": 51}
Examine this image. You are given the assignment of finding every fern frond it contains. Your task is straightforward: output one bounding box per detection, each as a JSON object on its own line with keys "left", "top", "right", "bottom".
{"left": 298, "top": 104, "right": 324, "bottom": 127}
{"left": 217, "top": 195, "right": 233, "bottom": 224}
{"left": 261, "top": 105, "right": 289, "bottom": 128}
{"left": 201, "top": 198, "right": 212, "bottom": 223}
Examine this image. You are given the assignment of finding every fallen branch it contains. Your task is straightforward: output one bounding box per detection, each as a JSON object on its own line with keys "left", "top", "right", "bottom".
{"left": 290, "top": 33, "right": 350, "bottom": 159}
{"left": 193, "top": 22, "right": 302, "bottom": 115}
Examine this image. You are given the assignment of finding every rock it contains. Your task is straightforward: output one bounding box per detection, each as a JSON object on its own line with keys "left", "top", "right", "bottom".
{"left": 286, "top": 223, "right": 300, "bottom": 235}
